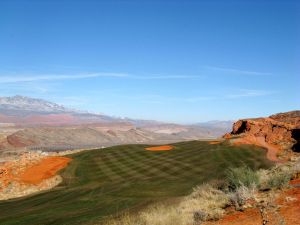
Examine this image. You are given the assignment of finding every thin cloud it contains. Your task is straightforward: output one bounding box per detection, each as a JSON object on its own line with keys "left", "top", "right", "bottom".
{"left": 127, "top": 75, "right": 202, "bottom": 79}
{"left": 0, "top": 72, "right": 202, "bottom": 83}
{"left": 0, "top": 73, "right": 126, "bottom": 83}
{"left": 185, "top": 96, "right": 216, "bottom": 102}
{"left": 225, "top": 89, "right": 274, "bottom": 99}
{"left": 115, "top": 94, "right": 215, "bottom": 103}
{"left": 205, "top": 66, "right": 272, "bottom": 76}
{"left": 183, "top": 90, "right": 273, "bottom": 102}
{"left": 109, "top": 89, "right": 274, "bottom": 105}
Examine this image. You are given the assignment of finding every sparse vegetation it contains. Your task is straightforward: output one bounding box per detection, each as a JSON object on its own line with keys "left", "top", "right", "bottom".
{"left": 180, "top": 183, "right": 230, "bottom": 221}
{"left": 228, "top": 184, "right": 257, "bottom": 210}
{"left": 257, "top": 160, "right": 300, "bottom": 190}
{"left": 266, "top": 171, "right": 291, "bottom": 189}
{"left": 226, "top": 166, "right": 259, "bottom": 190}
{"left": 105, "top": 204, "right": 188, "bottom": 225}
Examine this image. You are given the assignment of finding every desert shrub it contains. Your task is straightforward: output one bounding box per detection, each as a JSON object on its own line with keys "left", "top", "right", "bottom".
{"left": 266, "top": 171, "right": 291, "bottom": 189}
{"left": 226, "top": 166, "right": 259, "bottom": 190}
{"left": 193, "top": 210, "right": 207, "bottom": 223}
{"left": 208, "top": 179, "right": 229, "bottom": 192}
{"left": 228, "top": 184, "right": 257, "bottom": 210}
{"left": 256, "top": 169, "right": 269, "bottom": 186}
{"left": 258, "top": 162, "right": 296, "bottom": 190}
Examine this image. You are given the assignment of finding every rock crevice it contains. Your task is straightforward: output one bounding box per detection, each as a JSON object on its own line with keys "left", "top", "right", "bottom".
{"left": 292, "top": 129, "right": 300, "bottom": 152}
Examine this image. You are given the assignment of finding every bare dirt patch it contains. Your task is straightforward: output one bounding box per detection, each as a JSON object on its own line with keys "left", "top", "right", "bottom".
{"left": 205, "top": 208, "right": 262, "bottom": 225}
{"left": 145, "top": 145, "right": 174, "bottom": 151}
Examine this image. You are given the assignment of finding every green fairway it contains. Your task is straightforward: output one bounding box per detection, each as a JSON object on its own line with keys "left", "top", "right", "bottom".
{"left": 0, "top": 141, "right": 272, "bottom": 225}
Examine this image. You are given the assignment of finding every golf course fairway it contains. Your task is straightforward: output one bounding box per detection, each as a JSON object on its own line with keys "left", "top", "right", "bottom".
{"left": 0, "top": 141, "right": 272, "bottom": 225}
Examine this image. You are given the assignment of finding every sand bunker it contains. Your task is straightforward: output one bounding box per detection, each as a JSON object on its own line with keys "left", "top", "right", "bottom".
{"left": 145, "top": 145, "right": 174, "bottom": 151}
{"left": 20, "top": 156, "right": 71, "bottom": 185}
{"left": 209, "top": 141, "right": 221, "bottom": 145}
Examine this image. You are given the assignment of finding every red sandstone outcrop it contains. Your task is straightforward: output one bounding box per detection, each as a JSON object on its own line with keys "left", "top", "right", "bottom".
{"left": 224, "top": 111, "right": 300, "bottom": 160}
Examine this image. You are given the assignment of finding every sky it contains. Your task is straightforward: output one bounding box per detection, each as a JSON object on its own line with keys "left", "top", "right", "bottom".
{"left": 0, "top": 0, "right": 299, "bottom": 123}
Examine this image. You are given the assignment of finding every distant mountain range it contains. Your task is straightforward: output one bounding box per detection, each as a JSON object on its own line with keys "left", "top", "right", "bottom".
{"left": 0, "top": 95, "right": 234, "bottom": 151}
{"left": 194, "top": 120, "right": 235, "bottom": 130}
{"left": 0, "top": 95, "right": 125, "bottom": 125}
{"left": 0, "top": 95, "right": 233, "bottom": 128}
{"left": 0, "top": 95, "right": 69, "bottom": 113}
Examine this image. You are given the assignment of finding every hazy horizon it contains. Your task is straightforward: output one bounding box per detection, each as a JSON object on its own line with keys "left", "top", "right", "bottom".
{"left": 0, "top": 0, "right": 299, "bottom": 123}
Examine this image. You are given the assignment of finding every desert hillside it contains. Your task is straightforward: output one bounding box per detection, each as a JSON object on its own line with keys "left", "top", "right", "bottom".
{"left": 0, "top": 96, "right": 233, "bottom": 154}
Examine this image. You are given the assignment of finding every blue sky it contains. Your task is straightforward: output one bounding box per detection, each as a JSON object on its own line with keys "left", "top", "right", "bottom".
{"left": 0, "top": 0, "right": 299, "bottom": 123}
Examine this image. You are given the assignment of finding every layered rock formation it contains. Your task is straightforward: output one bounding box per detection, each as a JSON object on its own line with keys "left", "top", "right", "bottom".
{"left": 224, "top": 111, "right": 300, "bottom": 160}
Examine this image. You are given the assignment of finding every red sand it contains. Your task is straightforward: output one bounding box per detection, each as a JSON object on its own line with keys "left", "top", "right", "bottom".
{"left": 145, "top": 145, "right": 174, "bottom": 151}
{"left": 274, "top": 179, "right": 300, "bottom": 225}
{"left": 290, "top": 179, "right": 300, "bottom": 186}
{"left": 206, "top": 208, "right": 262, "bottom": 225}
{"left": 20, "top": 156, "right": 71, "bottom": 185}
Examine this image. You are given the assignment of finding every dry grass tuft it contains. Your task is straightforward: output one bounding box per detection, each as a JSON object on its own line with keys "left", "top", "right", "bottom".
{"left": 104, "top": 184, "right": 229, "bottom": 225}
{"left": 140, "top": 204, "right": 190, "bottom": 225}
{"left": 180, "top": 184, "right": 229, "bottom": 221}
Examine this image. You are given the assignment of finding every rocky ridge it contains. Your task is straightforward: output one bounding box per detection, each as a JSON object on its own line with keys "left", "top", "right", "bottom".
{"left": 0, "top": 95, "right": 68, "bottom": 113}
{"left": 224, "top": 110, "right": 300, "bottom": 160}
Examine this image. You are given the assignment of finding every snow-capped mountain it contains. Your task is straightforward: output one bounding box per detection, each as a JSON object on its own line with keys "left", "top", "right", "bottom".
{"left": 0, "top": 95, "right": 69, "bottom": 113}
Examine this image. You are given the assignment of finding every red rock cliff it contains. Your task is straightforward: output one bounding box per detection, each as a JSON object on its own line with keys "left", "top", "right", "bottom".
{"left": 224, "top": 111, "right": 300, "bottom": 160}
